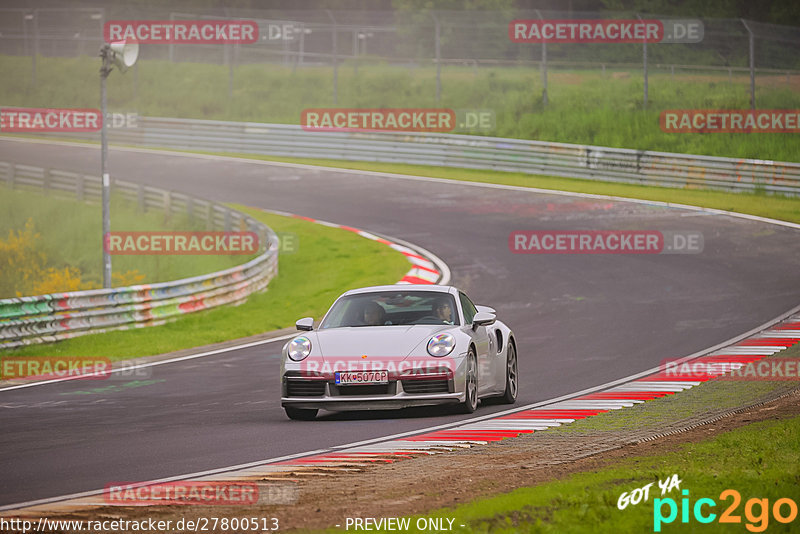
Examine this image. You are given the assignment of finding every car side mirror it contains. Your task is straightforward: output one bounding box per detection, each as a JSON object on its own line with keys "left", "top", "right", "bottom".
{"left": 296, "top": 317, "right": 314, "bottom": 331}
{"left": 472, "top": 311, "right": 496, "bottom": 328}
{"left": 476, "top": 305, "right": 496, "bottom": 314}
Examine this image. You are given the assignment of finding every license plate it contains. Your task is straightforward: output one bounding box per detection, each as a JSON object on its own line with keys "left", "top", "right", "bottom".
{"left": 335, "top": 370, "right": 389, "bottom": 385}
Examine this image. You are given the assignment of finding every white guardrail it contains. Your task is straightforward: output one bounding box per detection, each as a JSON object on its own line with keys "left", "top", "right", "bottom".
{"left": 0, "top": 161, "right": 279, "bottom": 350}
{"left": 50, "top": 116, "right": 800, "bottom": 196}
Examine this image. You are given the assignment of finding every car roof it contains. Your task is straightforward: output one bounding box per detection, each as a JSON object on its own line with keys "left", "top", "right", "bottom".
{"left": 342, "top": 284, "right": 458, "bottom": 296}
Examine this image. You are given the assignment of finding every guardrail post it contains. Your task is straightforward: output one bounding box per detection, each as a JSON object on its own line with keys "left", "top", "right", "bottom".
{"left": 137, "top": 184, "right": 146, "bottom": 212}
{"left": 224, "top": 207, "right": 232, "bottom": 232}
{"left": 42, "top": 168, "right": 51, "bottom": 195}
{"left": 9, "top": 164, "right": 16, "bottom": 190}
{"left": 187, "top": 196, "right": 194, "bottom": 223}
{"left": 164, "top": 190, "right": 172, "bottom": 218}
{"left": 77, "top": 174, "right": 85, "bottom": 202}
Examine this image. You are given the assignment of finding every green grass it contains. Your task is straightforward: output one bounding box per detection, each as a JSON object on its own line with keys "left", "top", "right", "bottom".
{"left": 0, "top": 185, "right": 252, "bottom": 297}
{"left": 395, "top": 415, "right": 800, "bottom": 533}
{"left": 1, "top": 55, "right": 799, "bottom": 161}
{"left": 0, "top": 207, "right": 411, "bottom": 360}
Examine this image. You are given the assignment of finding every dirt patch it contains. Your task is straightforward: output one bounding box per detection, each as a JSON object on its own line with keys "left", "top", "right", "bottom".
{"left": 27, "top": 388, "right": 800, "bottom": 533}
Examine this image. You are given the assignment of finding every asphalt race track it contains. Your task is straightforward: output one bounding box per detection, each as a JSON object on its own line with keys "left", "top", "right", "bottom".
{"left": 1, "top": 138, "right": 799, "bottom": 506}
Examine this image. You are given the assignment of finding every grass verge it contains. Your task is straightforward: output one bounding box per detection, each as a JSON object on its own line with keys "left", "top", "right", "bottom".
{"left": 0, "top": 206, "right": 411, "bottom": 361}
{"left": 401, "top": 414, "right": 800, "bottom": 533}
{"left": 2, "top": 55, "right": 799, "bottom": 161}
{"left": 0, "top": 185, "right": 252, "bottom": 297}
{"left": 313, "top": 342, "right": 800, "bottom": 533}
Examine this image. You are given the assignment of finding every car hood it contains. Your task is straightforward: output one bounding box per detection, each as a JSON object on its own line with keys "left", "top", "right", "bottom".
{"left": 314, "top": 325, "right": 452, "bottom": 360}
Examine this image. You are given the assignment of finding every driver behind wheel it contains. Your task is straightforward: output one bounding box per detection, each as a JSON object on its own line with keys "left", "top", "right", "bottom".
{"left": 363, "top": 301, "right": 386, "bottom": 326}
{"left": 432, "top": 300, "right": 454, "bottom": 325}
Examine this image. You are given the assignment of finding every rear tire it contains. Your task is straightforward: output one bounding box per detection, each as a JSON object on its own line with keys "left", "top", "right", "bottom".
{"left": 501, "top": 342, "right": 518, "bottom": 404}
{"left": 458, "top": 349, "right": 479, "bottom": 414}
{"left": 284, "top": 407, "right": 318, "bottom": 420}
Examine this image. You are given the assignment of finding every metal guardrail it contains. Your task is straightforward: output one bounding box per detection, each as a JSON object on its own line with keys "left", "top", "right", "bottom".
{"left": 49, "top": 116, "right": 800, "bottom": 196}
{"left": 0, "top": 161, "right": 279, "bottom": 350}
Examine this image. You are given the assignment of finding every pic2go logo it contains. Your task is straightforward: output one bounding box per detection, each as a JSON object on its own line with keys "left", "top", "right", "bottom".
{"left": 654, "top": 489, "right": 798, "bottom": 532}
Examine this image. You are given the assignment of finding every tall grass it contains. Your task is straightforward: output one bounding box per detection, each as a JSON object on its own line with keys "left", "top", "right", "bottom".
{"left": 0, "top": 185, "right": 254, "bottom": 297}
{"left": 1, "top": 55, "right": 798, "bottom": 161}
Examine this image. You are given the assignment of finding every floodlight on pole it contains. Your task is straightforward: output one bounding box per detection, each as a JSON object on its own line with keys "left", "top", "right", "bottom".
{"left": 99, "top": 39, "right": 138, "bottom": 289}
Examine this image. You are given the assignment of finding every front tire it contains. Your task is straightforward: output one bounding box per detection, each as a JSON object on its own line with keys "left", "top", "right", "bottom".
{"left": 500, "top": 341, "right": 518, "bottom": 404}
{"left": 458, "top": 349, "right": 478, "bottom": 414}
{"left": 284, "top": 406, "right": 318, "bottom": 420}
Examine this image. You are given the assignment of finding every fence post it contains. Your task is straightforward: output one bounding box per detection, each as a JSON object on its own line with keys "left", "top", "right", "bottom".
{"left": 741, "top": 19, "right": 756, "bottom": 109}
{"left": 168, "top": 12, "right": 175, "bottom": 62}
{"left": 326, "top": 10, "right": 338, "bottom": 105}
{"left": 225, "top": 43, "right": 233, "bottom": 100}
{"left": 32, "top": 10, "right": 39, "bottom": 86}
{"left": 535, "top": 9, "right": 548, "bottom": 105}
{"left": 353, "top": 28, "right": 359, "bottom": 75}
{"left": 433, "top": 12, "right": 441, "bottom": 104}
{"left": 637, "top": 13, "right": 648, "bottom": 109}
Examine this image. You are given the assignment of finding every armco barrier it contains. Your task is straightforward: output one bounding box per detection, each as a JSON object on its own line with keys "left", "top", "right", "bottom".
{"left": 0, "top": 162, "right": 279, "bottom": 350}
{"left": 46, "top": 116, "right": 800, "bottom": 196}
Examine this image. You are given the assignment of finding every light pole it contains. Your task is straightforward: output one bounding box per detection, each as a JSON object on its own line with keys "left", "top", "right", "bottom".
{"left": 99, "top": 40, "right": 138, "bottom": 288}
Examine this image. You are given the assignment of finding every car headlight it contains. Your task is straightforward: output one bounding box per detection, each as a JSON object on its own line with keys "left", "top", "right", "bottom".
{"left": 288, "top": 336, "right": 312, "bottom": 361}
{"left": 427, "top": 333, "right": 455, "bottom": 357}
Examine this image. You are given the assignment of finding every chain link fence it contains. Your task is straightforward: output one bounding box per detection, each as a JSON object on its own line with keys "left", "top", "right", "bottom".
{"left": 1, "top": 7, "right": 799, "bottom": 108}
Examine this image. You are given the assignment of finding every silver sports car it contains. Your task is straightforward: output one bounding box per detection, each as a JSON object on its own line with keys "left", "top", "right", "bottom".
{"left": 280, "top": 284, "right": 518, "bottom": 420}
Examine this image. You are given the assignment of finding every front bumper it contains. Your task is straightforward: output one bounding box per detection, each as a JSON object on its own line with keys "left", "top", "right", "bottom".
{"left": 281, "top": 353, "right": 468, "bottom": 412}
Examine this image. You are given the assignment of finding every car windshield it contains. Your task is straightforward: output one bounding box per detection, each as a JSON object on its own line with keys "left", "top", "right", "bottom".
{"left": 320, "top": 291, "right": 460, "bottom": 328}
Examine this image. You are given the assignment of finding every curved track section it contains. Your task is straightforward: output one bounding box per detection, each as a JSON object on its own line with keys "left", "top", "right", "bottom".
{"left": 0, "top": 138, "right": 799, "bottom": 507}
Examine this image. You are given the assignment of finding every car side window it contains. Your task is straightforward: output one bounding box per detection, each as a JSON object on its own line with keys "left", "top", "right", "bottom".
{"left": 459, "top": 292, "right": 478, "bottom": 325}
